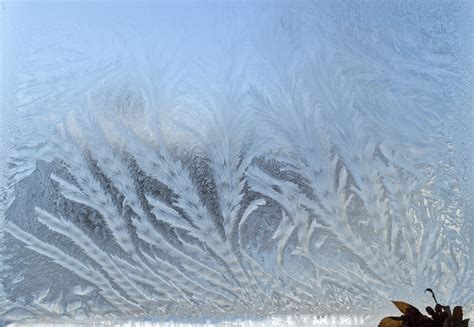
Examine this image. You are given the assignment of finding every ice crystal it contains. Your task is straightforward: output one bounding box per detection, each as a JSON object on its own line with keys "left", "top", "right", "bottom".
{"left": 1, "top": 1, "right": 472, "bottom": 325}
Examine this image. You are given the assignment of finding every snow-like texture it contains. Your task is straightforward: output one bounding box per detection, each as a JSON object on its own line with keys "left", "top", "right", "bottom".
{"left": 1, "top": 1, "right": 472, "bottom": 325}
{"left": 9, "top": 315, "right": 371, "bottom": 327}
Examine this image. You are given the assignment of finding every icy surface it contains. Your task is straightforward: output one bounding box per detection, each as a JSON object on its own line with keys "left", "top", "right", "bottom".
{"left": 0, "top": 1, "right": 472, "bottom": 325}
{"left": 9, "top": 315, "right": 371, "bottom": 327}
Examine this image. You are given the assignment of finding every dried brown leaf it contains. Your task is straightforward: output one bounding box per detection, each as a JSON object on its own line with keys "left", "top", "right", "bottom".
{"left": 378, "top": 317, "right": 403, "bottom": 327}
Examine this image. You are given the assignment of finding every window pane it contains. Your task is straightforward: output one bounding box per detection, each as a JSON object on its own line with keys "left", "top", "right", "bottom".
{"left": 1, "top": 1, "right": 472, "bottom": 325}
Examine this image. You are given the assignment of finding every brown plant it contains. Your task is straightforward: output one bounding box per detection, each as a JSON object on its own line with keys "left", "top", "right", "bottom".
{"left": 379, "top": 289, "right": 469, "bottom": 327}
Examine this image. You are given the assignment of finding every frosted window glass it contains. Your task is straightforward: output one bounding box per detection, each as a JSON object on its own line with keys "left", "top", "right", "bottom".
{"left": 1, "top": 1, "right": 472, "bottom": 325}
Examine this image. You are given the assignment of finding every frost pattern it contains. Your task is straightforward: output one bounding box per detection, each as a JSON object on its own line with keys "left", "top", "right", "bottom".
{"left": 1, "top": 1, "right": 472, "bottom": 324}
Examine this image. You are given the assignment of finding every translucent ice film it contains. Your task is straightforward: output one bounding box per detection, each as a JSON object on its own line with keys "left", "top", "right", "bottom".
{"left": 0, "top": 1, "right": 472, "bottom": 325}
